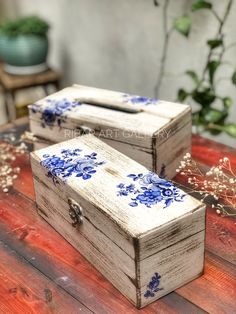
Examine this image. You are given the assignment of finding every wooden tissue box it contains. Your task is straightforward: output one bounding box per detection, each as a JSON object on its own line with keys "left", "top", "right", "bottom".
{"left": 31, "top": 134, "right": 205, "bottom": 309}
{"left": 29, "top": 84, "right": 191, "bottom": 179}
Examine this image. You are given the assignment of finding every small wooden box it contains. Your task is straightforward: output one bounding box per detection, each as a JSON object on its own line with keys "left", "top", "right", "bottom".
{"left": 31, "top": 134, "right": 205, "bottom": 309}
{"left": 29, "top": 85, "right": 192, "bottom": 179}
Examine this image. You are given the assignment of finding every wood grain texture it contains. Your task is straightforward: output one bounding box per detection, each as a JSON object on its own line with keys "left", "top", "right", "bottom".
{"left": 29, "top": 102, "right": 169, "bottom": 148}
{"left": 32, "top": 173, "right": 205, "bottom": 308}
{"left": 33, "top": 177, "right": 138, "bottom": 305}
{"left": 0, "top": 190, "right": 204, "bottom": 314}
{"left": 205, "top": 206, "right": 236, "bottom": 265}
{"left": 31, "top": 135, "right": 203, "bottom": 237}
{"left": 72, "top": 84, "right": 190, "bottom": 119}
{"left": 30, "top": 84, "right": 190, "bottom": 119}
{"left": 0, "top": 119, "right": 235, "bottom": 313}
{"left": 0, "top": 240, "right": 91, "bottom": 314}
{"left": 176, "top": 168, "right": 236, "bottom": 267}
{"left": 192, "top": 134, "right": 236, "bottom": 169}
{"left": 29, "top": 84, "right": 191, "bottom": 178}
{"left": 155, "top": 120, "right": 192, "bottom": 178}
{"left": 31, "top": 134, "right": 205, "bottom": 308}
{"left": 0, "top": 63, "right": 60, "bottom": 90}
{"left": 139, "top": 207, "right": 205, "bottom": 260}
{"left": 0, "top": 191, "right": 140, "bottom": 313}
{"left": 140, "top": 230, "right": 205, "bottom": 308}
{"left": 176, "top": 251, "right": 236, "bottom": 314}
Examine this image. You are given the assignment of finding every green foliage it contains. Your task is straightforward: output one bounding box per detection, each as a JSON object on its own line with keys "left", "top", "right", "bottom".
{"left": 192, "top": 0, "right": 212, "bottom": 11}
{"left": 203, "top": 108, "right": 228, "bottom": 123}
{"left": 174, "top": 15, "right": 191, "bottom": 37}
{"left": 191, "top": 88, "right": 215, "bottom": 107}
{"left": 186, "top": 70, "right": 200, "bottom": 84}
{"left": 207, "top": 123, "right": 236, "bottom": 137}
{"left": 178, "top": 89, "right": 189, "bottom": 102}
{"left": 223, "top": 97, "right": 232, "bottom": 108}
{"left": 207, "top": 39, "right": 223, "bottom": 49}
{"left": 207, "top": 60, "right": 220, "bottom": 84}
{"left": 223, "top": 124, "right": 236, "bottom": 137}
{"left": 153, "top": 0, "right": 235, "bottom": 138}
{"left": 0, "top": 16, "right": 49, "bottom": 37}
{"left": 175, "top": 0, "right": 236, "bottom": 138}
{"left": 232, "top": 71, "right": 236, "bottom": 85}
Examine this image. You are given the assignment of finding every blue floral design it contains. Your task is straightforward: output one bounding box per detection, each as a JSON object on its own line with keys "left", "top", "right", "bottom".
{"left": 144, "top": 273, "right": 163, "bottom": 298}
{"left": 30, "top": 98, "right": 81, "bottom": 127}
{"left": 40, "top": 148, "right": 105, "bottom": 184}
{"left": 123, "top": 94, "right": 158, "bottom": 105}
{"left": 117, "top": 172, "right": 185, "bottom": 208}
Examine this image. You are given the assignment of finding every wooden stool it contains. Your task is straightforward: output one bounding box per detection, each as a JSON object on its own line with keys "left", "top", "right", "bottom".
{"left": 0, "top": 63, "right": 60, "bottom": 122}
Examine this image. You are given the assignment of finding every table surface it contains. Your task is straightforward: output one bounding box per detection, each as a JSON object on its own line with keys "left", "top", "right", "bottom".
{"left": 0, "top": 64, "right": 60, "bottom": 90}
{"left": 0, "top": 117, "right": 235, "bottom": 314}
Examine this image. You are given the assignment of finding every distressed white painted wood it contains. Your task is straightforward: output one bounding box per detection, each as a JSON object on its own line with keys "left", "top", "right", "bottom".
{"left": 31, "top": 134, "right": 205, "bottom": 308}
{"left": 29, "top": 84, "right": 191, "bottom": 179}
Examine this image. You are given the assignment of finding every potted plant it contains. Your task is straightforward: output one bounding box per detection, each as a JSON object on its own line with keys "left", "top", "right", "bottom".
{"left": 0, "top": 16, "right": 49, "bottom": 75}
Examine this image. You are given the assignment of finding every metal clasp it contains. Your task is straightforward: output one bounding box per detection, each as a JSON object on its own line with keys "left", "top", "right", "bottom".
{"left": 68, "top": 198, "right": 84, "bottom": 227}
{"left": 77, "top": 125, "right": 94, "bottom": 135}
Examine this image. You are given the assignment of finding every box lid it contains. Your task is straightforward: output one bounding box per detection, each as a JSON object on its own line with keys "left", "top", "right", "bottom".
{"left": 31, "top": 134, "right": 202, "bottom": 238}
{"left": 29, "top": 85, "right": 190, "bottom": 148}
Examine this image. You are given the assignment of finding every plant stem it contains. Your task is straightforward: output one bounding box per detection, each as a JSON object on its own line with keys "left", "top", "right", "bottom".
{"left": 154, "top": 0, "right": 171, "bottom": 97}
{"left": 211, "top": 9, "right": 222, "bottom": 24}
{"left": 201, "top": 0, "right": 233, "bottom": 84}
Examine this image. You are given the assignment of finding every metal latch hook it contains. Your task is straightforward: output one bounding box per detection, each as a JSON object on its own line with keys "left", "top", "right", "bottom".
{"left": 68, "top": 198, "right": 84, "bottom": 227}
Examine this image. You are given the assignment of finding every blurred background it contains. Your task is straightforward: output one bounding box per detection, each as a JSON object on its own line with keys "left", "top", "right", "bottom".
{"left": 0, "top": 0, "right": 235, "bottom": 147}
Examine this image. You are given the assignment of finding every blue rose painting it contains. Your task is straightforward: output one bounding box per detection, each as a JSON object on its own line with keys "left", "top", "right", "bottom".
{"left": 117, "top": 172, "right": 185, "bottom": 209}
{"left": 123, "top": 94, "right": 158, "bottom": 105}
{"left": 144, "top": 273, "right": 163, "bottom": 298}
{"left": 30, "top": 98, "right": 80, "bottom": 127}
{"left": 40, "top": 148, "right": 105, "bottom": 184}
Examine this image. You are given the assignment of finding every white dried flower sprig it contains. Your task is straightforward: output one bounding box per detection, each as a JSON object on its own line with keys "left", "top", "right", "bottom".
{"left": 0, "top": 142, "right": 27, "bottom": 193}
{"left": 21, "top": 131, "right": 37, "bottom": 143}
{"left": 176, "top": 153, "right": 236, "bottom": 217}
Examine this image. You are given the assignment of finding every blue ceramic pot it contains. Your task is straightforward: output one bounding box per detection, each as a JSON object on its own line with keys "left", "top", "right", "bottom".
{"left": 0, "top": 34, "right": 48, "bottom": 66}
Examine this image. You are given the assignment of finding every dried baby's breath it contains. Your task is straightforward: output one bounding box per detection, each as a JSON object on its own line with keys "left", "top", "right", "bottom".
{"left": 21, "top": 131, "right": 37, "bottom": 143}
{"left": 176, "top": 153, "right": 236, "bottom": 217}
{"left": 0, "top": 142, "right": 27, "bottom": 193}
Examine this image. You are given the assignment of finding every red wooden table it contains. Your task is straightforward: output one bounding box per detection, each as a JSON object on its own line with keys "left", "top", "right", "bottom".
{"left": 0, "top": 118, "right": 236, "bottom": 314}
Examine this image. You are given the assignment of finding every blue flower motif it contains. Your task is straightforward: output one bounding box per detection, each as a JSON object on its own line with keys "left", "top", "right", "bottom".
{"left": 123, "top": 94, "right": 158, "bottom": 105}
{"left": 30, "top": 98, "right": 81, "bottom": 127}
{"left": 75, "top": 166, "right": 96, "bottom": 180}
{"left": 117, "top": 183, "right": 136, "bottom": 196}
{"left": 144, "top": 273, "right": 163, "bottom": 298}
{"left": 117, "top": 172, "right": 185, "bottom": 209}
{"left": 144, "top": 290, "right": 155, "bottom": 298}
{"left": 40, "top": 148, "right": 105, "bottom": 184}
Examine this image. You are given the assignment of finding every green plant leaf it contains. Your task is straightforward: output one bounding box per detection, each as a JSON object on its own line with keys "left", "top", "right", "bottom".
{"left": 174, "top": 16, "right": 191, "bottom": 37}
{"left": 177, "top": 89, "right": 188, "bottom": 102}
{"left": 0, "top": 16, "right": 49, "bottom": 37}
{"left": 213, "top": 123, "right": 236, "bottom": 137}
{"left": 208, "top": 128, "right": 222, "bottom": 136}
{"left": 186, "top": 70, "right": 199, "bottom": 85}
{"left": 208, "top": 60, "right": 220, "bottom": 84}
{"left": 192, "top": 0, "right": 212, "bottom": 11}
{"left": 207, "top": 39, "right": 223, "bottom": 49}
{"left": 223, "top": 97, "right": 232, "bottom": 108}
{"left": 222, "top": 124, "right": 236, "bottom": 137}
{"left": 203, "top": 108, "right": 228, "bottom": 123}
{"left": 231, "top": 71, "right": 236, "bottom": 85}
{"left": 192, "top": 88, "right": 215, "bottom": 106}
